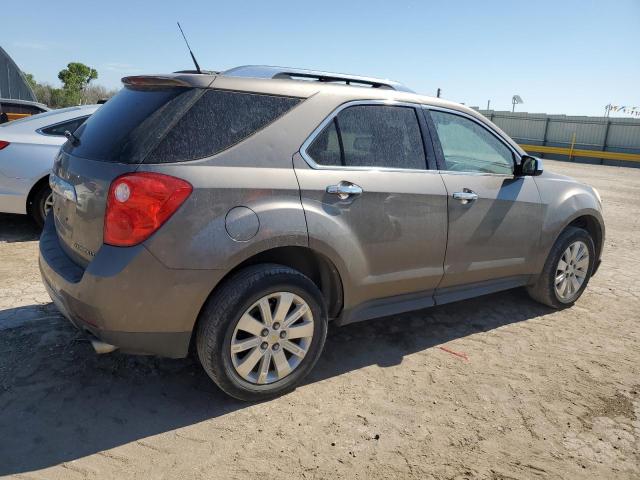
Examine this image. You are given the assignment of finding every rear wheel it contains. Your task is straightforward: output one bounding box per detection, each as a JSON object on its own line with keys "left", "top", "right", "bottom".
{"left": 197, "top": 264, "right": 328, "bottom": 401}
{"left": 527, "top": 226, "right": 595, "bottom": 308}
{"left": 29, "top": 183, "right": 53, "bottom": 228}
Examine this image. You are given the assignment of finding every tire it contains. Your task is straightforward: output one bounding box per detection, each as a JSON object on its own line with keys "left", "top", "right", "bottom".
{"left": 196, "top": 264, "right": 328, "bottom": 401}
{"left": 527, "top": 226, "right": 595, "bottom": 308}
{"left": 28, "top": 183, "right": 53, "bottom": 229}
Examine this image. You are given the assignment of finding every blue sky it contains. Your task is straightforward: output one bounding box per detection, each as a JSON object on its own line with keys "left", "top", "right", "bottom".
{"left": 4, "top": 0, "right": 639, "bottom": 116}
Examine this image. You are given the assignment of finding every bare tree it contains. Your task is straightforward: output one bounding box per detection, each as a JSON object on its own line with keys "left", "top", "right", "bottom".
{"left": 80, "top": 84, "right": 120, "bottom": 104}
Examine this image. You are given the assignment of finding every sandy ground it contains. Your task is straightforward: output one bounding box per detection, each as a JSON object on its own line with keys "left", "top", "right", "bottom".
{"left": 0, "top": 159, "right": 638, "bottom": 479}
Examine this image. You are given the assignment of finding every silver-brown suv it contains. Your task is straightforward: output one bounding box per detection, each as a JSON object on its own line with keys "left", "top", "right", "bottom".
{"left": 39, "top": 66, "right": 604, "bottom": 400}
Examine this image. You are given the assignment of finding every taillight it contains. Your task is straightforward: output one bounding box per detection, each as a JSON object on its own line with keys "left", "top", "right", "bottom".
{"left": 104, "top": 172, "right": 192, "bottom": 247}
{"left": 0, "top": 140, "right": 10, "bottom": 150}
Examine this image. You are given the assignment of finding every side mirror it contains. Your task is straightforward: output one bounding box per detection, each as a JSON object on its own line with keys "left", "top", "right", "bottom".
{"left": 517, "top": 155, "right": 543, "bottom": 176}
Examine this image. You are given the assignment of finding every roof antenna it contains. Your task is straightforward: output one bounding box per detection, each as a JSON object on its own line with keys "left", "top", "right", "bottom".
{"left": 177, "top": 22, "right": 202, "bottom": 74}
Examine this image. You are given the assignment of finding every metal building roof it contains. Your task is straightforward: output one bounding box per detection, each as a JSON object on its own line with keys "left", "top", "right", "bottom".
{"left": 0, "top": 46, "right": 37, "bottom": 102}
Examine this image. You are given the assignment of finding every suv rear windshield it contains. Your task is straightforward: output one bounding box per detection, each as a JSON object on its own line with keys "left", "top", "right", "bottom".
{"left": 64, "top": 87, "right": 302, "bottom": 164}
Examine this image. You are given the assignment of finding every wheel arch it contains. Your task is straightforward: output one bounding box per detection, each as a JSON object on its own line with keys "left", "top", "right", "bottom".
{"left": 537, "top": 209, "right": 604, "bottom": 278}
{"left": 565, "top": 213, "right": 604, "bottom": 263}
{"left": 188, "top": 245, "right": 345, "bottom": 353}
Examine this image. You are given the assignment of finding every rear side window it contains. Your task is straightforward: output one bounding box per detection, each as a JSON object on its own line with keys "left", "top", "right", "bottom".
{"left": 306, "top": 105, "right": 426, "bottom": 170}
{"left": 146, "top": 90, "right": 301, "bottom": 163}
{"left": 64, "top": 87, "right": 301, "bottom": 164}
{"left": 40, "top": 116, "right": 89, "bottom": 136}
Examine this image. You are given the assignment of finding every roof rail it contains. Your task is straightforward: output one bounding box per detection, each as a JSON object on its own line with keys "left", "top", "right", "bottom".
{"left": 222, "top": 65, "right": 414, "bottom": 93}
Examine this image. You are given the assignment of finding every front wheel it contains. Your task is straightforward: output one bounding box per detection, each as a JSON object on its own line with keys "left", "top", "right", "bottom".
{"left": 196, "top": 264, "right": 328, "bottom": 401}
{"left": 527, "top": 226, "right": 595, "bottom": 308}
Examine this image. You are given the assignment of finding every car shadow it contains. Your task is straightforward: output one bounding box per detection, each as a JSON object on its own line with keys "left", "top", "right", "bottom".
{"left": 0, "top": 289, "right": 552, "bottom": 475}
{"left": 0, "top": 213, "right": 40, "bottom": 242}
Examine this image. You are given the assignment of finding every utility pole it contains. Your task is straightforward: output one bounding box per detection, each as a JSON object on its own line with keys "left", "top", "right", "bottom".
{"left": 487, "top": 100, "right": 491, "bottom": 110}
{"left": 436, "top": 88, "right": 441, "bottom": 98}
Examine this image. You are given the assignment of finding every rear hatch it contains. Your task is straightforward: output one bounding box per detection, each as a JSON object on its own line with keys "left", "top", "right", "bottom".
{"left": 51, "top": 82, "right": 206, "bottom": 266}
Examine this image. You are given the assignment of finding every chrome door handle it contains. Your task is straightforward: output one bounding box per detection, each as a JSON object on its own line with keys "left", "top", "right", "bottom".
{"left": 452, "top": 189, "right": 479, "bottom": 205}
{"left": 326, "top": 181, "right": 363, "bottom": 200}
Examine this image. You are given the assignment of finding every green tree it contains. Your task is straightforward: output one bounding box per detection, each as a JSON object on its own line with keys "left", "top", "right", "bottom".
{"left": 58, "top": 62, "right": 98, "bottom": 92}
{"left": 22, "top": 67, "right": 115, "bottom": 108}
{"left": 22, "top": 72, "right": 37, "bottom": 90}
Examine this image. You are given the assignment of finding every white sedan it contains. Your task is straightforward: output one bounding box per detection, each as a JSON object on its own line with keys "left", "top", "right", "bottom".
{"left": 0, "top": 105, "right": 100, "bottom": 226}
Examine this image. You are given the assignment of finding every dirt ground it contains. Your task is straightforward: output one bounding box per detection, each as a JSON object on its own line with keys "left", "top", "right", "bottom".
{"left": 0, "top": 160, "right": 638, "bottom": 479}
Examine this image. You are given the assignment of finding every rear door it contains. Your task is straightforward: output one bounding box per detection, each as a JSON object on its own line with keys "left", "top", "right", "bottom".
{"left": 294, "top": 101, "right": 448, "bottom": 318}
{"left": 425, "top": 108, "right": 542, "bottom": 294}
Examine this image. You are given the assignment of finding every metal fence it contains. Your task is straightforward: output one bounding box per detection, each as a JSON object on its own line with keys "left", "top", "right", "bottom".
{"left": 475, "top": 109, "right": 640, "bottom": 168}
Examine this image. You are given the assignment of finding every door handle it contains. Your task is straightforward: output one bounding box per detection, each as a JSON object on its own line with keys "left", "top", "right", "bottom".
{"left": 326, "top": 181, "right": 363, "bottom": 200}
{"left": 452, "top": 189, "right": 479, "bottom": 205}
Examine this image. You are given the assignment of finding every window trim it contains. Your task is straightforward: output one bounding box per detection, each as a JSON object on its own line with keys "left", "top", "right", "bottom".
{"left": 424, "top": 106, "right": 522, "bottom": 176}
{"left": 300, "top": 100, "right": 432, "bottom": 173}
{"left": 37, "top": 115, "right": 91, "bottom": 137}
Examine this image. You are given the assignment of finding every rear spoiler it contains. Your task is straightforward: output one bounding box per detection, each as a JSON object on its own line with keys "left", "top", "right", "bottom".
{"left": 122, "top": 76, "right": 193, "bottom": 88}
{"left": 121, "top": 74, "right": 215, "bottom": 89}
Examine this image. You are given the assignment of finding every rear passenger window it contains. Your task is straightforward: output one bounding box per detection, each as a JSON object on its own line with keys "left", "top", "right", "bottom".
{"left": 306, "top": 105, "right": 426, "bottom": 170}
{"left": 306, "top": 119, "right": 342, "bottom": 166}
{"left": 41, "top": 116, "right": 89, "bottom": 136}
{"left": 146, "top": 90, "right": 301, "bottom": 163}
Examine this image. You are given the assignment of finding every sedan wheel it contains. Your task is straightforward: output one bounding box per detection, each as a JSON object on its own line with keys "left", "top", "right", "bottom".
{"left": 29, "top": 184, "right": 53, "bottom": 228}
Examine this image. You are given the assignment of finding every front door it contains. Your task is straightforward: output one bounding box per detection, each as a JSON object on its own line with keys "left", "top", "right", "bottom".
{"left": 294, "top": 102, "right": 449, "bottom": 318}
{"left": 427, "top": 108, "right": 542, "bottom": 292}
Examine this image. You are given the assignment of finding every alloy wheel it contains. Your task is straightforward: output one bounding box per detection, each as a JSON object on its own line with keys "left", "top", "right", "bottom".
{"left": 230, "top": 292, "right": 314, "bottom": 385}
{"left": 554, "top": 240, "right": 589, "bottom": 302}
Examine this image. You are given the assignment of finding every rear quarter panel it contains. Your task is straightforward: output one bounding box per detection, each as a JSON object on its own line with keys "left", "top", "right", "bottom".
{"left": 0, "top": 142, "right": 61, "bottom": 180}
{"left": 138, "top": 93, "right": 333, "bottom": 271}
{"left": 0, "top": 142, "right": 61, "bottom": 214}
{"left": 140, "top": 163, "right": 309, "bottom": 270}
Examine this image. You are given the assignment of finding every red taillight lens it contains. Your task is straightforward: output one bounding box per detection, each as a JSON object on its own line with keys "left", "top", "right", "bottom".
{"left": 0, "top": 140, "right": 10, "bottom": 150}
{"left": 104, "top": 172, "right": 192, "bottom": 247}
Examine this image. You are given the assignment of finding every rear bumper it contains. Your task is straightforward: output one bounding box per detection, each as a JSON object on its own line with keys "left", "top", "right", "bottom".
{"left": 38, "top": 215, "right": 223, "bottom": 358}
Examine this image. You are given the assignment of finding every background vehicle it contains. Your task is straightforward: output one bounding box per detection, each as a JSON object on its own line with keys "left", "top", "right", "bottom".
{"left": 0, "top": 104, "right": 99, "bottom": 226}
{"left": 0, "top": 98, "right": 49, "bottom": 123}
{"left": 39, "top": 67, "right": 604, "bottom": 401}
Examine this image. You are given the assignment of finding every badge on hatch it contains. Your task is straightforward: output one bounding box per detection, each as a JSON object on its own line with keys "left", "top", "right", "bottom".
{"left": 73, "top": 242, "right": 96, "bottom": 257}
